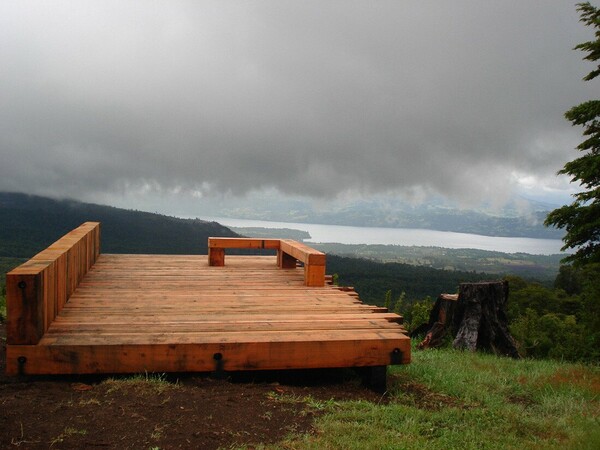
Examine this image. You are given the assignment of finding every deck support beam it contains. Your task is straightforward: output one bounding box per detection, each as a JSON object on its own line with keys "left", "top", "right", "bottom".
{"left": 357, "top": 366, "right": 388, "bottom": 393}
{"left": 6, "top": 339, "right": 410, "bottom": 376}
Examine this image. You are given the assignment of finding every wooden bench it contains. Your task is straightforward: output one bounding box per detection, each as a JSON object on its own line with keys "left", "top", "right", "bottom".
{"left": 208, "top": 237, "right": 326, "bottom": 287}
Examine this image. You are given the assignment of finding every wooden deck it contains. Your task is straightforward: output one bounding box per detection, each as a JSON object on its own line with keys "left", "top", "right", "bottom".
{"left": 5, "top": 223, "right": 410, "bottom": 381}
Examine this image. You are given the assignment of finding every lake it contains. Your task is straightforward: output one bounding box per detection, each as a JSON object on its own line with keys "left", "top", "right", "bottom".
{"left": 198, "top": 217, "right": 567, "bottom": 256}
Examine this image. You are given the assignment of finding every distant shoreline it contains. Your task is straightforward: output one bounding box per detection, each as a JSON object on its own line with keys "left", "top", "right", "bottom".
{"left": 193, "top": 216, "right": 567, "bottom": 256}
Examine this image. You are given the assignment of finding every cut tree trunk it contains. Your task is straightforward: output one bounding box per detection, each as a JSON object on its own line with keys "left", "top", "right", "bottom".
{"left": 411, "top": 294, "right": 457, "bottom": 349}
{"left": 414, "top": 281, "right": 520, "bottom": 358}
{"left": 452, "top": 281, "right": 519, "bottom": 357}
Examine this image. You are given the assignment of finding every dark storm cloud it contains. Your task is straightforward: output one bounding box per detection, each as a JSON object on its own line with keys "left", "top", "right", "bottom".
{"left": 0, "top": 1, "right": 592, "bottom": 206}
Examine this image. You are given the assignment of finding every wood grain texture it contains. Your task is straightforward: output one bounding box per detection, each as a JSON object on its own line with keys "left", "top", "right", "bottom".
{"left": 6, "top": 222, "right": 100, "bottom": 345}
{"left": 208, "top": 237, "right": 326, "bottom": 286}
{"left": 6, "top": 252, "right": 410, "bottom": 375}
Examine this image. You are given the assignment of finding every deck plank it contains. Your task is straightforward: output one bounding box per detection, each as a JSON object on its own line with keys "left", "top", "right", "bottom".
{"left": 6, "top": 254, "right": 410, "bottom": 375}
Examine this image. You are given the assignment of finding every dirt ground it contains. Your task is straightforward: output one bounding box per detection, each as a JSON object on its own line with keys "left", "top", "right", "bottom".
{"left": 0, "top": 321, "right": 388, "bottom": 449}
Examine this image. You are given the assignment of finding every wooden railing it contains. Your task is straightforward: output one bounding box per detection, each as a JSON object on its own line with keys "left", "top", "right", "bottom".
{"left": 208, "top": 237, "right": 326, "bottom": 287}
{"left": 6, "top": 222, "right": 101, "bottom": 345}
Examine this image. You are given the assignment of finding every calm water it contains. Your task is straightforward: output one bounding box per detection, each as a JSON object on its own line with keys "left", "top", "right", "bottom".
{"left": 198, "top": 217, "right": 566, "bottom": 255}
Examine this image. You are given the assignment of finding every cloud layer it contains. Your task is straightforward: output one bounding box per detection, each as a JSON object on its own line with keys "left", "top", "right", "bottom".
{"left": 0, "top": 1, "right": 593, "bottom": 209}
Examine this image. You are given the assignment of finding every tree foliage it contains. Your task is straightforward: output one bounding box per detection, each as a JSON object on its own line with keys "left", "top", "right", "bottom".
{"left": 327, "top": 254, "right": 490, "bottom": 304}
{"left": 508, "top": 264, "right": 600, "bottom": 362}
{"left": 545, "top": 2, "right": 600, "bottom": 265}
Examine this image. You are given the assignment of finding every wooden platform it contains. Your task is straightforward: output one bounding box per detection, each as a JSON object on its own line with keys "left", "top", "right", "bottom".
{"left": 5, "top": 223, "right": 410, "bottom": 378}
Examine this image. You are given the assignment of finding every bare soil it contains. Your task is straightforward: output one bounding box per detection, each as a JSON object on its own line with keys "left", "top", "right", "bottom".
{"left": 0, "top": 321, "right": 386, "bottom": 449}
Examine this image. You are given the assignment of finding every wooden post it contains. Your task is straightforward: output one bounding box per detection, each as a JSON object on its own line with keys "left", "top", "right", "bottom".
{"left": 357, "top": 366, "right": 388, "bottom": 393}
{"left": 280, "top": 239, "right": 326, "bottom": 287}
{"left": 304, "top": 263, "right": 326, "bottom": 287}
{"left": 277, "top": 250, "right": 297, "bottom": 268}
{"left": 6, "top": 270, "right": 45, "bottom": 345}
{"left": 208, "top": 248, "right": 225, "bottom": 266}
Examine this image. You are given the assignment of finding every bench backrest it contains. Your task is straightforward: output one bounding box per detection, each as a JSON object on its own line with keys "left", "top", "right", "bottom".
{"left": 6, "top": 222, "right": 101, "bottom": 345}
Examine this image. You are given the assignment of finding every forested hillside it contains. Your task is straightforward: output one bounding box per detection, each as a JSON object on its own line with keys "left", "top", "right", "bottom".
{"left": 327, "top": 255, "right": 490, "bottom": 304}
{"left": 0, "top": 192, "right": 237, "bottom": 257}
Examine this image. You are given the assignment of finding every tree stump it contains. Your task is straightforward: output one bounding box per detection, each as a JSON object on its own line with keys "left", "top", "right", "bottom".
{"left": 414, "top": 281, "right": 519, "bottom": 358}
{"left": 452, "top": 281, "right": 519, "bottom": 357}
{"left": 411, "top": 294, "right": 457, "bottom": 349}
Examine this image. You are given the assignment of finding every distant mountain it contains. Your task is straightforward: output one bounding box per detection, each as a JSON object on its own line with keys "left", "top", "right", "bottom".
{"left": 0, "top": 192, "right": 238, "bottom": 258}
{"left": 208, "top": 192, "right": 564, "bottom": 239}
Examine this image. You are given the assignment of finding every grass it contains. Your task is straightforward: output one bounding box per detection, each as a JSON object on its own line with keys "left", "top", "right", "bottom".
{"left": 263, "top": 347, "right": 600, "bottom": 450}
{"left": 266, "top": 391, "right": 342, "bottom": 418}
{"left": 102, "top": 372, "right": 180, "bottom": 395}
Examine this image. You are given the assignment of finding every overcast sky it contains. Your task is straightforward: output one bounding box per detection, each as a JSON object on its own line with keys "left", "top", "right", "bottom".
{"left": 0, "top": 1, "right": 596, "bottom": 216}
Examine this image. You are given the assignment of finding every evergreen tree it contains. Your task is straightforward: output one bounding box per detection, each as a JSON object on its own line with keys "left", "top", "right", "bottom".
{"left": 545, "top": 3, "right": 600, "bottom": 266}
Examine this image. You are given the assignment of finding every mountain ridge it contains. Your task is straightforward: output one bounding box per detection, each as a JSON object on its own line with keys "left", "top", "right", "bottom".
{"left": 0, "top": 191, "right": 238, "bottom": 257}
{"left": 196, "top": 192, "right": 564, "bottom": 239}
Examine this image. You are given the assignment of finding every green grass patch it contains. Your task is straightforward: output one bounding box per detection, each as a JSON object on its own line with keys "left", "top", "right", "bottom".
{"left": 268, "top": 348, "right": 600, "bottom": 450}
{"left": 102, "top": 372, "right": 180, "bottom": 395}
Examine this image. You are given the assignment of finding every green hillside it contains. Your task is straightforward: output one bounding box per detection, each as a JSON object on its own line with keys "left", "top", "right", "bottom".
{"left": 327, "top": 255, "right": 490, "bottom": 304}
{"left": 0, "top": 192, "right": 238, "bottom": 257}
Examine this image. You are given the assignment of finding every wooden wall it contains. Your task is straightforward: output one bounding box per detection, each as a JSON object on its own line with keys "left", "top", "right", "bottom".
{"left": 5, "top": 222, "right": 100, "bottom": 345}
